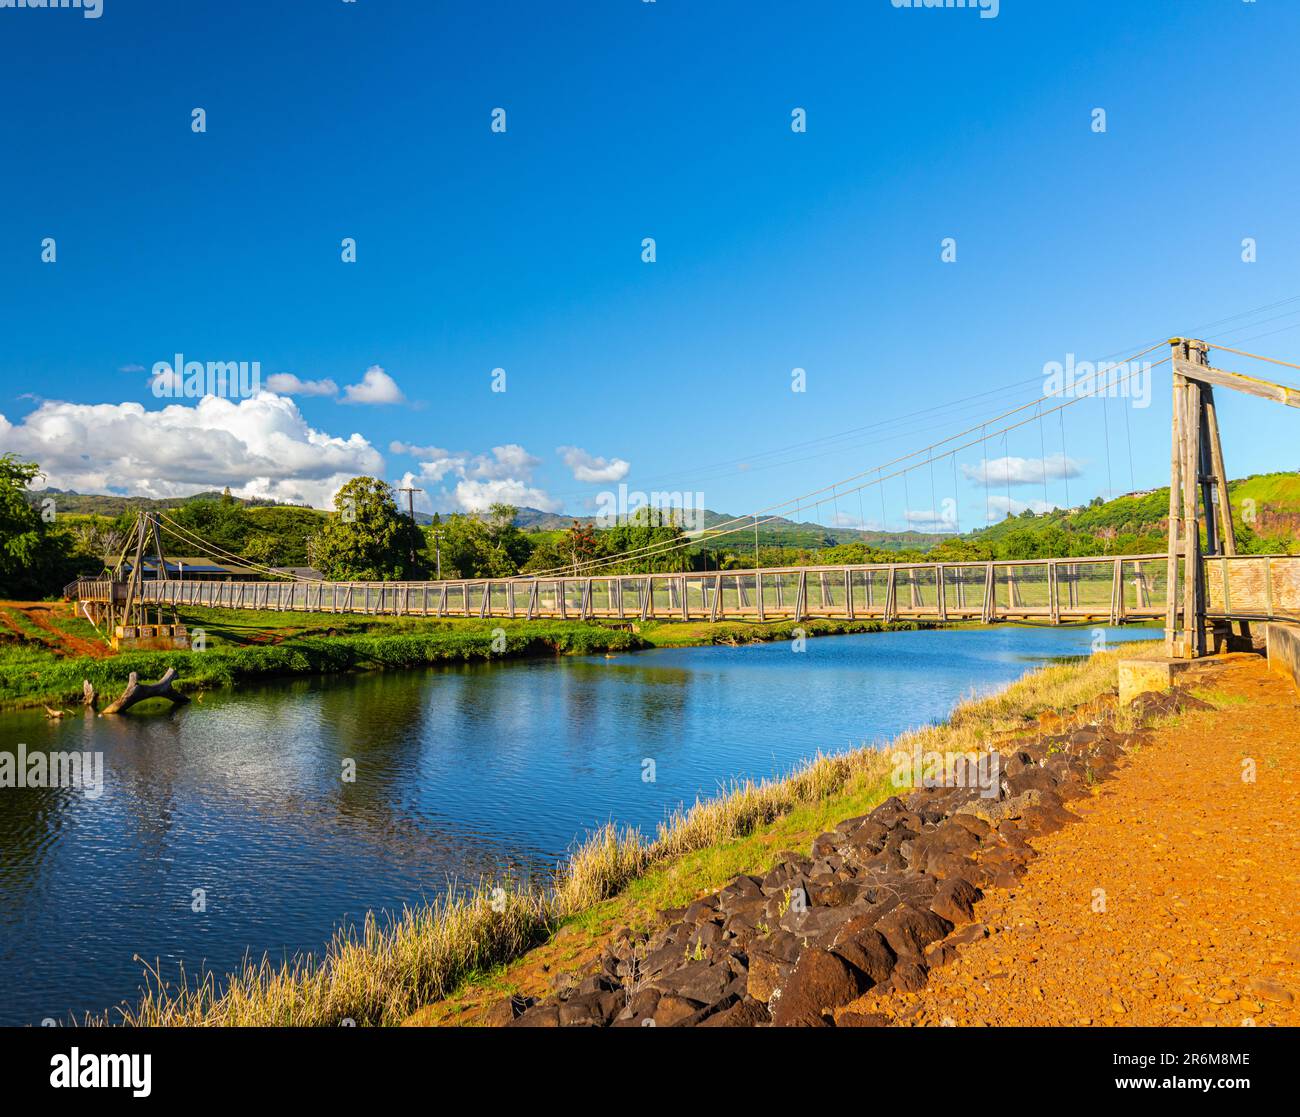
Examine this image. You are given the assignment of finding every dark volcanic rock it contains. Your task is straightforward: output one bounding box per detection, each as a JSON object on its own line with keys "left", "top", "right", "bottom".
{"left": 770, "top": 948, "right": 865, "bottom": 1027}
{"left": 827, "top": 920, "right": 897, "bottom": 986}
{"left": 700, "top": 997, "right": 772, "bottom": 1027}
{"left": 477, "top": 684, "right": 1163, "bottom": 1028}
{"left": 930, "top": 876, "right": 983, "bottom": 925}
{"left": 875, "top": 904, "right": 953, "bottom": 957}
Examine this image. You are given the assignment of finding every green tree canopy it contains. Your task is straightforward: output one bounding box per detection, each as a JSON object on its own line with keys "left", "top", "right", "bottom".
{"left": 315, "top": 477, "right": 425, "bottom": 580}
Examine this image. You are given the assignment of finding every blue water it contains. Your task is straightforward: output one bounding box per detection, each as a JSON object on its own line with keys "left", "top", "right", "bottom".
{"left": 0, "top": 625, "right": 1153, "bottom": 1024}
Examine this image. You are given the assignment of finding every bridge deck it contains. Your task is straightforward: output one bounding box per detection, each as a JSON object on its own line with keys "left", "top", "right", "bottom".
{"left": 69, "top": 554, "right": 1298, "bottom": 626}
{"left": 64, "top": 552, "right": 1296, "bottom": 626}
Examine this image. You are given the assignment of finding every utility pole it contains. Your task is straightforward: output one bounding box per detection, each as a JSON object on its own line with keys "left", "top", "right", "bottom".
{"left": 396, "top": 485, "right": 423, "bottom": 568}
{"left": 431, "top": 530, "right": 443, "bottom": 579}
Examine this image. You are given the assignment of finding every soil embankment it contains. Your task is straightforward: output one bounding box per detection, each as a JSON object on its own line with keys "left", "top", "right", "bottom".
{"left": 848, "top": 651, "right": 1300, "bottom": 1026}
{"left": 471, "top": 652, "right": 1298, "bottom": 1027}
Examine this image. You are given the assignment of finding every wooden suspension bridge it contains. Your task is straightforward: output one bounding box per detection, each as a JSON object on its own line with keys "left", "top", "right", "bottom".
{"left": 68, "top": 338, "right": 1300, "bottom": 659}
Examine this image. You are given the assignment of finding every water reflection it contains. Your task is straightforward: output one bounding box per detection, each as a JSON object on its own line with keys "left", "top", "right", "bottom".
{"left": 0, "top": 625, "right": 1153, "bottom": 1024}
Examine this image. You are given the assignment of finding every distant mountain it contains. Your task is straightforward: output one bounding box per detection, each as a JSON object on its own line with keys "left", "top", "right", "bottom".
{"left": 507, "top": 506, "right": 944, "bottom": 551}
{"left": 25, "top": 488, "right": 299, "bottom": 516}
{"left": 25, "top": 490, "right": 947, "bottom": 550}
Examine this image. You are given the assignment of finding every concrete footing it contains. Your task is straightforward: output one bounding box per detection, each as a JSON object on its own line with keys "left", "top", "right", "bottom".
{"left": 1117, "top": 656, "right": 1195, "bottom": 704}
{"left": 1265, "top": 622, "right": 1300, "bottom": 695}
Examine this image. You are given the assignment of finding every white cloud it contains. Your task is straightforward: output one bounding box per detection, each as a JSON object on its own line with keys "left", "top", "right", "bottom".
{"left": 266, "top": 373, "right": 339, "bottom": 397}
{"left": 454, "top": 477, "right": 562, "bottom": 513}
{"left": 341, "top": 365, "right": 405, "bottom": 405}
{"left": 471, "top": 444, "right": 540, "bottom": 480}
{"left": 390, "top": 440, "right": 447, "bottom": 457}
{"left": 396, "top": 442, "right": 558, "bottom": 513}
{"left": 557, "top": 445, "right": 631, "bottom": 483}
{"left": 985, "top": 495, "right": 1058, "bottom": 521}
{"left": 961, "top": 453, "right": 1081, "bottom": 487}
{"left": 414, "top": 452, "right": 467, "bottom": 484}
{"left": 0, "top": 394, "right": 383, "bottom": 508}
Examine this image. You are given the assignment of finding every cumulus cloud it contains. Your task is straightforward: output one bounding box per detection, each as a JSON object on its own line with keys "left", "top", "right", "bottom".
{"left": 471, "top": 444, "right": 540, "bottom": 480}
{"left": 341, "top": 365, "right": 405, "bottom": 405}
{"left": 557, "top": 445, "right": 631, "bottom": 484}
{"left": 961, "top": 453, "right": 1081, "bottom": 487}
{"left": 400, "top": 442, "right": 559, "bottom": 513}
{"left": 454, "top": 478, "right": 561, "bottom": 513}
{"left": 266, "top": 373, "right": 339, "bottom": 397}
{"left": 0, "top": 395, "right": 383, "bottom": 508}
{"left": 390, "top": 440, "right": 447, "bottom": 457}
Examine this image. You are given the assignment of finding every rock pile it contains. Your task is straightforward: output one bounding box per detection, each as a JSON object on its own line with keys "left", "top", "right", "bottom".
{"left": 495, "top": 687, "right": 1212, "bottom": 1028}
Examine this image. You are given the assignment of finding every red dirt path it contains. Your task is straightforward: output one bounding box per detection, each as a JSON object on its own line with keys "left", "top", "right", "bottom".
{"left": 840, "top": 653, "right": 1300, "bottom": 1026}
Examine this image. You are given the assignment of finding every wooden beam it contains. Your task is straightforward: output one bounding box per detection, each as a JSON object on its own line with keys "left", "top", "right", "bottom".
{"left": 1173, "top": 357, "right": 1300, "bottom": 409}
{"left": 1165, "top": 348, "right": 1186, "bottom": 656}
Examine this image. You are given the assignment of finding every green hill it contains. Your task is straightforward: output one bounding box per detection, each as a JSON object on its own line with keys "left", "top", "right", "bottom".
{"left": 966, "top": 471, "right": 1300, "bottom": 557}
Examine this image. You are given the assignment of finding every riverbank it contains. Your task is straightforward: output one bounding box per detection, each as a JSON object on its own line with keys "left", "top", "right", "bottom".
{"left": 437, "top": 647, "right": 1298, "bottom": 1028}
{"left": 848, "top": 651, "right": 1300, "bottom": 1027}
{"left": 0, "top": 600, "right": 934, "bottom": 712}
{"left": 101, "top": 640, "right": 1151, "bottom": 1026}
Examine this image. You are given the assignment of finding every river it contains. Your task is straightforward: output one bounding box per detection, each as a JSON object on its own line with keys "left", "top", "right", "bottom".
{"left": 0, "top": 624, "right": 1153, "bottom": 1025}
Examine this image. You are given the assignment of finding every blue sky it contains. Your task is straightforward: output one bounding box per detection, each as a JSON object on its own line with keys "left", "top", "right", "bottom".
{"left": 2, "top": 0, "right": 1299, "bottom": 530}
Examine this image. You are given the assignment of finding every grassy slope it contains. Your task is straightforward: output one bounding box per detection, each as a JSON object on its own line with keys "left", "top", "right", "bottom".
{"left": 0, "top": 604, "right": 929, "bottom": 711}
{"left": 972, "top": 470, "right": 1300, "bottom": 549}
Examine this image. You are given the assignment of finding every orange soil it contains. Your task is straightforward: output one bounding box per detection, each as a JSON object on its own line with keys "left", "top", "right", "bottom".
{"left": 841, "top": 653, "right": 1300, "bottom": 1026}
{"left": 0, "top": 601, "right": 112, "bottom": 659}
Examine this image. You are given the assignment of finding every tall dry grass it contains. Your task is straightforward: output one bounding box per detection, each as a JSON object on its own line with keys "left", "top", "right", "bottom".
{"left": 103, "top": 642, "right": 1146, "bottom": 1027}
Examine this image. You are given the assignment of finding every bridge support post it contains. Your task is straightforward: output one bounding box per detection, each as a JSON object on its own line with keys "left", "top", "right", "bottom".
{"left": 1167, "top": 338, "right": 1212, "bottom": 658}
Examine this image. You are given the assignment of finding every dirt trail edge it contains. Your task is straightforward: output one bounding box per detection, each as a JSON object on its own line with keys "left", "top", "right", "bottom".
{"left": 844, "top": 652, "right": 1299, "bottom": 1027}
{"left": 467, "top": 651, "right": 1298, "bottom": 1028}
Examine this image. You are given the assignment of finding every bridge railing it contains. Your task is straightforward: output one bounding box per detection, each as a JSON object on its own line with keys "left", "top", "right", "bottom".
{"left": 1204, "top": 554, "right": 1300, "bottom": 621}
{"left": 116, "top": 553, "right": 1204, "bottom": 625}
{"left": 65, "top": 577, "right": 113, "bottom": 602}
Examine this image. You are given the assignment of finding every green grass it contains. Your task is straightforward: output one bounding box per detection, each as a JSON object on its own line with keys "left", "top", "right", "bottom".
{"left": 0, "top": 617, "right": 646, "bottom": 711}
{"left": 0, "top": 604, "right": 941, "bottom": 712}
{"left": 1188, "top": 686, "right": 1250, "bottom": 708}
{"left": 1232, "top": 471, "right": 1300, "bottom": 514}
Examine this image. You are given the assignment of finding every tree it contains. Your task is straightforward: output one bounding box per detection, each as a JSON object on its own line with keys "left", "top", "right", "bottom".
{"left": 483, "top": 504, "right": 532, "bottom": 573}
{"left": 315, "top": 477, "right": 425, "bottom": 580}
{"left": 419, "top": 506, "right": 533, "bottom": 579}
{"left": 563, "top": 520, "right": 599, "bottom": 573}
{"left": 0, "top": 455, "right": 89, "bottom": 598}
{"left": 598, "top": 507, "right": 690, "bottom": 573}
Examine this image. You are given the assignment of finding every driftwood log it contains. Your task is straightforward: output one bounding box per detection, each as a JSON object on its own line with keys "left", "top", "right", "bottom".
{"left": 82, "top": 679, "right": 97, "bottom": 709}
{"left": 103, "top": 667, "right": 190, "bottom": 715}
